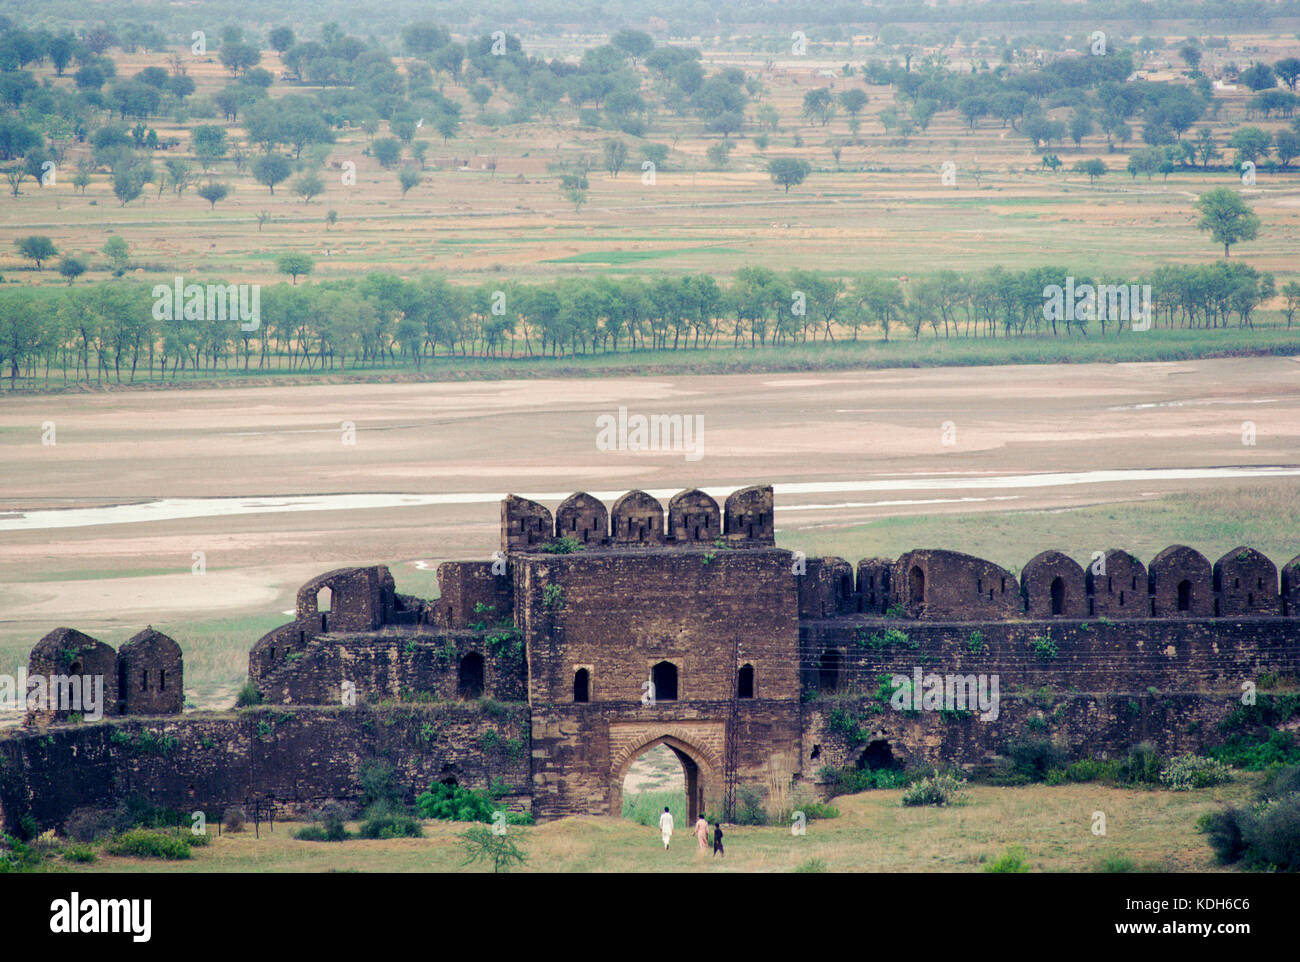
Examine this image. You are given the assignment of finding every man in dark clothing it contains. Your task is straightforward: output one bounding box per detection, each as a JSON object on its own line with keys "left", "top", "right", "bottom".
{"left": 712, "top": 822, "right": 724, "bottom": 856}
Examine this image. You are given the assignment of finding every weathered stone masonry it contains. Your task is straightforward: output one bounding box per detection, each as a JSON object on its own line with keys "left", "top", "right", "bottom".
{"left": 1, "top": 484, "right": 1297, "bottom": 832}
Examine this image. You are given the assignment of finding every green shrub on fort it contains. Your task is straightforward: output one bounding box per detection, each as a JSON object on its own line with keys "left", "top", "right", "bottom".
{"left": 1029, "top": 632, "right": 1059, "bottom": 660}
{"left": 539, "top": 537, "right": 584, "bottom": 554}
{"left": 966, "top": 630, "right": 987, "bottom": 654}
{"left": 818, "top": 764, "right": 913, "bottom": 794}
{"left": 1209, "top": 730, "right": 1300, "bottom": 770}
{"left": 542, "top": 584, "right": 564, "bottom": 611}
{"left": 235, "top": 682, "right": 263, "bottom": 707}
{"left": 358, "top": 812, "right": 424, "bottom": 839}
{"left": 415, "top": 781, "right": 531, "bottom": 826}
{"left": 857, "top": 627, "right": 914, "bottom": 650}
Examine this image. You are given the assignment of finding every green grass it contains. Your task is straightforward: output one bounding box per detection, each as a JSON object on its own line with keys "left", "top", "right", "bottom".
{"left": 621, "top": 790, "right": 687, "bottom": 829}
{"left": 41, "top": 780, "right": 1256, "bottom": 873}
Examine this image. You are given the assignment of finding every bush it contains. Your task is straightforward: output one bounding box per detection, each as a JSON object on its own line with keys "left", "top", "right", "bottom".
{"left": 984, "top": 845, "right": 1029, "bottom": 872}
{"left": 416, "top": 782, "right": 497, "bottom": 823}
{"left": 106, "top": 829, "right": 192, "bottom": 860}
{"left": 902, "top": 773, "right": 968, "bottom": 807}
{"left": 1159, "top": 754, "right": 1233, "bottom": 791}
{"left": 222, "top": 807, "right": 246, "bottom": 832}
{"left": 1095, "top": 854, "right": 1137, "bottom": 872}
{"left": 358, "top": 759, "right": 404, "bottom": 813}
{"left": 295, "top": 801, "right": 349, "bottom": 841}
{"left": 1258, "top": 764, "right": 1300, "bottom": 802}
{"left": 64, "top": 807, "right": 116, "bottom": 843}
{"left": 734, "top": 785, "right": 768, "bottom": 825}
{"left": 357, "top": 811, "right": 423, "bottom": 839}
{"left": 62, "top": 844, "right": 97, "bottom": 864}
{"left": 1242, "top": 794, "right": 1300, "bottom": 871}
{"left": 1118, "top": 741, "right": 1163, "bottom": 786}
{"left": 794, "top": 857, "right": 828, "bottom": 873}
{"left": 235, "top": 682, "right": 263, "bottom": 707}
{"left": 1005, "top": 738, "right": 1066, "bottom": 781}
{"left": 1209, "top": 730, "right": 1300, "bottom": 770}
{"left": 1201, "top": 808, "right": 1249, "bottom": 864}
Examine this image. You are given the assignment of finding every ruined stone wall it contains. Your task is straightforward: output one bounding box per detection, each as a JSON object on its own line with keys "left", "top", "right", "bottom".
{"left": 801, "top": 617, "right": 1300, "bottom": 697}
{"left": 0, "top": 704, "right": 531, "bottom": 833}
{"left": 250, "top": 630, "right": 526, "bottom": 705}
{"left": 802, "top": 692, "right": 1246, "bottom": 783}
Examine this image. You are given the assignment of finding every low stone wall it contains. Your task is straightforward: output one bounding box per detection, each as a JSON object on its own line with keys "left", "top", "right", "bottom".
{"left": 0, "top": 703, "right": 531, "bottom": 833}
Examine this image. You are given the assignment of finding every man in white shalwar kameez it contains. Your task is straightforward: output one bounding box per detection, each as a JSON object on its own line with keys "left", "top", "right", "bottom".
{"left": 659, "top": 806, "right": 674, "bottom": 850}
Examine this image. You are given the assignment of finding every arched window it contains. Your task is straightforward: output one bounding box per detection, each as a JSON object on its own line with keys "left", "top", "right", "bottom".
{"left": 1177, "top": 579, "right": 1191, "bottom": 612}
{"left": 458, "top": 652, "right": 485, "bottom": 699}
{"left": 1050, "top": 576, "right": 1064, "bottom": 616}
{"left": 573, "top": 668, "right": 590, "bottom": 703}
{"left": 909, "top": 566, "right": 925, "bottom": 605}
{"left": 651, "top": 661, "right": 678, "bottom": 701}
{"left": 317, "top": 586, "right": 332, "bottom": 612}
{"left": 737, "top": 664, "right": 754, "bottom": 699}
{"left": 817, "top": 650, "right": 840, "bottom": 693}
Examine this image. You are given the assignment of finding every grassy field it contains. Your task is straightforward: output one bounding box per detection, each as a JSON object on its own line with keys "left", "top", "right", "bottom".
{"left": 46, "top": 780, "right": 1254, "bottom": 873}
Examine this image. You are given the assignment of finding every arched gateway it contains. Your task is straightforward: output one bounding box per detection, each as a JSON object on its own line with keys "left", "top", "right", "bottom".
{"left": 609, "top": 730, "right": 723, "bottom": 824}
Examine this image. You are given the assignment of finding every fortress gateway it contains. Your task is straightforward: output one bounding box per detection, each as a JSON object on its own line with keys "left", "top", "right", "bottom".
{"left": 3, "top": 484, "right": 1299, "bottom": 829}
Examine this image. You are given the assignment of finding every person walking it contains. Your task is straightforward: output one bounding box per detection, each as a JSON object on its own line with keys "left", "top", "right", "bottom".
{"left": 712, "top": 821, "right": 724, "bottom": 857}
{"left": 694, "top": 813, "right": 709, "bottom": 851}
{"left": 659, "top": 805, "right": 674, "bottom": 850}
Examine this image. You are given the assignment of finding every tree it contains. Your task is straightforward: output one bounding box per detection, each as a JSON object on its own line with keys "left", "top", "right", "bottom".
{"left": 838, "top": 88, "right": 869, "bottom": 133}
{"left": 1275, "top": 130, "right": 1300, "bottom": 169}
{"left": 269, "top": 27, "right": 295, "bottom": 53}
{"left": 191, "top": 125, "right": 228, "bottom": 170}
{"left": 434, "top": 114, "right": 460, "bottom": 144}
{"left": 196, "top": 180, "right": 230, "bottom": 209}
{"left": 802, "top": 88, "right": 834, "bottom": 126}
{"left": 57, "top": 255, "right": 87, "bottom": 284}
{"left": 1195, "top": 188, "right": 1260, "bottom": 257}
{"left": 5, "top": 166, "right": 22, "bottom": 198}
{"left": 219, "top": 41, "right": 261, "bottom": 77}
{"left": 602, "top": 139, "right": 628, "bottom": 178}
{"left": 611, "top": 29, "right": 654, "bottom": 63}
{"left": 1073, "top": 158, "right": 1107, "bottom": 184}
{"left": 456, "top": 825, "right": 527, "bottom": 873}
{"left": 292, "top": 171, "right": 324, "bottom": 203}
{"left": 276, "top": 253, "right": 314, "bottom": 284}
{"left": 16, "top": 235, "right": 56, "bottom": 270}
{"left": 325, "top": 209, "right": 338, "bottom": 230}
{"left": 1194, "top": 127, "right": 1219, "bottom": 168}
{"left": 112, "top": 165, "right": 150, "bottom": 206}
{"left": 1238, "top": 63, "right": 1276, "bottom": 91}
{"left": 398, "top": 168, "right": 422, "bottom": 198}
{"left": 1281, "top": 281, "right": 1300, "bottom": 328}
{"left": 256, "top": 210, "right": 273, "bottom": 231}
{"left": 252, "top": 153, "right": 291, "bottom": 194}
{"left": 1229, "top": 127, "right": 1273, "bottom": 165}
{"left": 1178, "top": 42, "right": 1202, "bottom": 72}
{"left": 705, "top": 140, "right": 733, "bottom": 168}
{"left": 372, "top": 137, "right": 402, "bottom": 168}
{"left": 768, "top": 157, "right": 811, "bottom": 193}
{"left": 102, "top": 236, "right": 129, "bottom": 271}
{"left": 1276, "top": 57, "right": 1300, "bottom": 92}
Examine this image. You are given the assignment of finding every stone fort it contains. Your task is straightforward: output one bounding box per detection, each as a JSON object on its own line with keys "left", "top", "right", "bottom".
{"left": 2, "top": 483, "right": 1299, "bottom": 831}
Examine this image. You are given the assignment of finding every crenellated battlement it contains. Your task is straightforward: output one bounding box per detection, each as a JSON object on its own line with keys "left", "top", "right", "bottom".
{"left": 502, "top": 485, "right": 775, "bottom": 551}
{"left": 799, "top": 544, "right": 1300, "bottom": 621}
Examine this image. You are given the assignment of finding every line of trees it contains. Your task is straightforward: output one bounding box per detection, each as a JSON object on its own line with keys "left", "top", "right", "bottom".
{"left": 0, "top": 263, "right": 1293, "bottom": 389}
